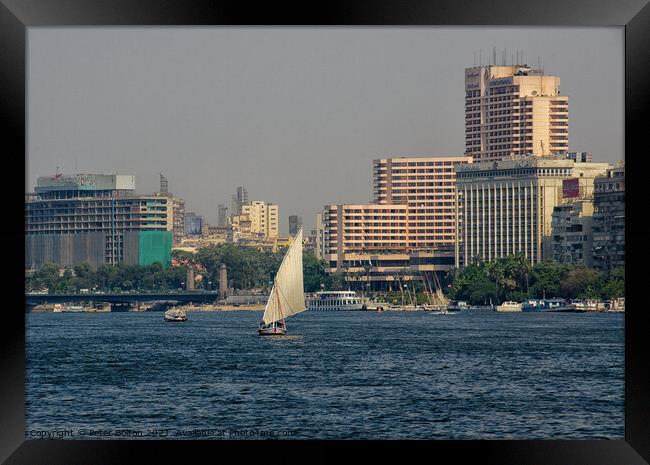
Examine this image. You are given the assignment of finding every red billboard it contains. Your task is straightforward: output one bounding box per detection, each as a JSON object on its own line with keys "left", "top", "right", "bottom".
{"left": 562, "top": 178, "right": 580, "bottom": 198}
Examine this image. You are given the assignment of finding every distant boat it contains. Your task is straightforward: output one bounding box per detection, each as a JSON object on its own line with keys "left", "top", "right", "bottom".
{"left": 258, "top": 228, "right": 306, "bottom": 336}
{"left": 495, "top": 301, "right": 522, "bottom": 312}
{"left": 164, "top": 308, "right": 187, "bottom": 322}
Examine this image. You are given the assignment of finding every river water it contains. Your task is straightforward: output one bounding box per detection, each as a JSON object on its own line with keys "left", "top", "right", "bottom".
{"left": 25, "top": 310, "right": 624, "bottom": 439}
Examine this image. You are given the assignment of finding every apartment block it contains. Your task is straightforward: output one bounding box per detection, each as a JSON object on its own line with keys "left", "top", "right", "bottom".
{"left": 154, "top": 174, "right": 185, "bottom": 245}
{"left": 231, "top": 200, "right": 279, "bottom": 241}
{"left": 551, "top": 199, "right": 594, "bottom": 266}
{"left": 592, "top": 166, "right": 625, "bottom": 272}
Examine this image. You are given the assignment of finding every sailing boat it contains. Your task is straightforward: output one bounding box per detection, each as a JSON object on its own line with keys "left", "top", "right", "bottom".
{"left": 258, "top": 228, "right": 306, "bottom": 336}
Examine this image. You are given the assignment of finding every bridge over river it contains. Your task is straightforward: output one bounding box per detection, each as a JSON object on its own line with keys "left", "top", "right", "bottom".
{"left": 25, "top": 291, "right": 221, "bottom": 310}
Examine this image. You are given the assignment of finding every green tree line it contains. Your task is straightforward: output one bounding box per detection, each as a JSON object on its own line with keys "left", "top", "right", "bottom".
{"left": 445, "top": 255, "right": 624, "bottom": 305}
{"left": 25, "top": 246, "right": 333, "bottom": 294}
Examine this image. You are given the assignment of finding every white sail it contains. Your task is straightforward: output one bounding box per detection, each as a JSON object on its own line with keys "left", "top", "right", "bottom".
{"left": 262, "top": 228, "right": 306, "bottom": 324}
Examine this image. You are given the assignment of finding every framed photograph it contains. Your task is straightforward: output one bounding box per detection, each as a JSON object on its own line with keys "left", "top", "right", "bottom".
{"left": 2, "top": 0, "right": 648, "bottom": 463}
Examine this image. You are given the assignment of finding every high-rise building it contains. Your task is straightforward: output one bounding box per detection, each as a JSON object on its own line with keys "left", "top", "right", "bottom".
{"left": 465, "top": 64, "right": 569, "bottom": 162}
{"left": 592, "top": 166, "right": 625, "bottom": 272}
{"left": 455, "top": 156, "right": 610, "bottom": 267}
{"left": 25, "top": 173, "right": 172, "bottom": 270}
{"left": 185, "top": 212, "right": 204, "bottom": 236}
{"left": 231, "top": 186, "right": 248, "bottom": 215}
{"left": 217, "top": 203, "right": 228, "bottom": 227}
{"left": 323, "top": 156, "right": 471, "bottom": 286}
{"left": 288, "top": 215, "right": 303, "bottom": 236}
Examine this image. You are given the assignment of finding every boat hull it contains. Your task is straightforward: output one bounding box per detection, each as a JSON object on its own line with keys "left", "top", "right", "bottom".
{"left": 257, "top": 327, "right": 287, "bottom": 336}
{"left": 495, "top": 307, "right": 522, "bottom": 312}
{"left": 164, "top": 316, "right": 187, "bottom": 322}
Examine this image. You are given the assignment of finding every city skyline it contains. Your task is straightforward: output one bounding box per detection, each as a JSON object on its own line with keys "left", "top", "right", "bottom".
{"left": 28, "top": 27, "right": 623, "bottom": 232}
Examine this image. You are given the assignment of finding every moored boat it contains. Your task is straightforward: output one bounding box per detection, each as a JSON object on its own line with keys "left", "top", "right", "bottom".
{"left": 495, "top": 301, "right": 522, "bottom": 312}
{"left": 522, "top": 298, "right": 569, "bottom": 312}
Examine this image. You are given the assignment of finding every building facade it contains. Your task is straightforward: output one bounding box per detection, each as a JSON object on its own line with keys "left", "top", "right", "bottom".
{"left": 465, "top": 64, "right": 569, "bottom": 162}
{"left": 231, "top": 200, "right": 279, "bottom": 240}
{"left": 565, "top": 151, "right": 592, "bottom": 163}
{"left": 592, "top": 166, "right": 625, "bottom": 272}
{"left": 288, "top": 215, "right": 303, "bottom": 236}
{"left": 26, "top": 174, "right": 173, "bottom": 270}
{"left": 217, "top": 203, "right": 228, "bottom": 227}
{"left": 155, "top": 174, "right": 185, "bottom": 245}
{"left": 313, "top": 212, "right": 324, "bottom": 260}
{"left": 185, "top": 212, "right": 204, "bottom": 236}
{"left": 231, "top": 186, "right": 248, "bottom": 215}
{"left": 323, "top": 156, "right": 471, "bottom": 285}
{"left": 455, "top": 156, "right": 610, "bottom": 267}
{"left": 551, "top": 200, "right": 594, "bottom": 266}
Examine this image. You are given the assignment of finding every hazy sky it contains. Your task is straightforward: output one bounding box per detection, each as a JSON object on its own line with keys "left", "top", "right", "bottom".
{"left": 28, "top": 27, "right": 623, "bottom": 233}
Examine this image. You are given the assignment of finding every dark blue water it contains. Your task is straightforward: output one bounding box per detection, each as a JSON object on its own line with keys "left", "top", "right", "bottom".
{"left": 26, "top": 310, "right": 624, "bottom": 439}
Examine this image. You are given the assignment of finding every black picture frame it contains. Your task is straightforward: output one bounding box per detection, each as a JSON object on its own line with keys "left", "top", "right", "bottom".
{"left": 1, "top": 1, "right": 648, "bottom": 463}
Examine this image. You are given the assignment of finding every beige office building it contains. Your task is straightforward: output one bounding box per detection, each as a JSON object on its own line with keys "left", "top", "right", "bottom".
{"left": 324, "top": 156, "right": 472, "bottom": 284}
{"left": 455, "top": 156, "right": 610, "bottom": 267}
{"left": 465, "top": 65, "right": 569, "bottom": 162}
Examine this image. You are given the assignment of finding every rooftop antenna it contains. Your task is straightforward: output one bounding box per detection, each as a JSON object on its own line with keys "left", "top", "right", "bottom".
{"left": 479, "top": 49, "right": 482, "bottom": 66}
{"left": 473, "top": 51, "right": 476, "bottom": 66}
{"left": 160, "top": 173, "right": 168, "bottom": 194}
{"left": 493, "top": 46, "right": 496, "bottom": 65}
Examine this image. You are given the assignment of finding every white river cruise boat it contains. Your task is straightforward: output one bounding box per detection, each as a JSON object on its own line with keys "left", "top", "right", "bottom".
{"left": 306, "top": 291, "right": 365, "bottom": 311}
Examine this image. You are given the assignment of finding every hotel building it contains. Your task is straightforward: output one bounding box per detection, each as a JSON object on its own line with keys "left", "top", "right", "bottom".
{"left": 465, "top": 64, "right": 569, "bottom": 162}
{"left": 455, "top": 156, "right": 610, "bottom": 267}
{"left": 323, "top": 156, "right": 472, "bottom": 286}
{"left": 25, "top": 174, "right": 173, "bottom": 270}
